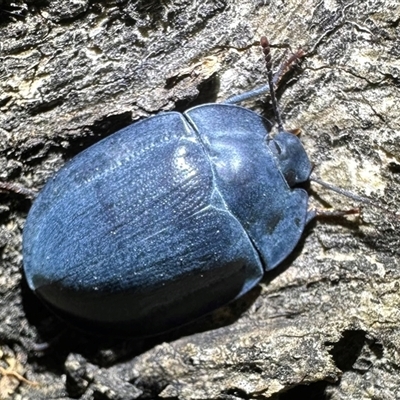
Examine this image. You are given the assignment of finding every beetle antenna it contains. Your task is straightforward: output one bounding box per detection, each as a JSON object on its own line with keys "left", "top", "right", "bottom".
{"left": 273, "top": 48, "right": 305, "bottom": 86}
{"left": 260, "top": 36, "right": 284, "bottom": 133}
{"left": 223, "top": 40, "right": 304, "bottom": 105}
{"left": 310, "top": 174, "right": 400, "bottom": 219}
{"left": 310, "top": 175, "right": 373, "bottom": 204}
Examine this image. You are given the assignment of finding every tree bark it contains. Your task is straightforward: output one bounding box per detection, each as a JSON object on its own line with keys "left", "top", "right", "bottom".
{"left": 1, "top": 0, "right": 400, "bottom": 398}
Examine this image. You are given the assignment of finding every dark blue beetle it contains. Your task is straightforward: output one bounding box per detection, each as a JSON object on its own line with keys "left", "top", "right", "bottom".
{"left": 23, "top": 38, "right": 316, "bottom": 336}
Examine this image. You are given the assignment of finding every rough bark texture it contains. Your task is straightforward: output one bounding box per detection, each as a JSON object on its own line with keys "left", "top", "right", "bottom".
{"left": 1, "top": 0, "right": 400, "bottom": 399}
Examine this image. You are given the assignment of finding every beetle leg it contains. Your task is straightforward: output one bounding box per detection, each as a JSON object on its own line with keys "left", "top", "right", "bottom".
{"left": 313, "top": 208, "right": 360, "bottom": 219}
{"left": 0, "top": 181, "right": 37, "bottom": 199}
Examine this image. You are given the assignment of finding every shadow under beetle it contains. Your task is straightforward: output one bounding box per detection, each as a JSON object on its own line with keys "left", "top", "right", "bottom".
{"left": 21, "top": 37, "right": 357, "bottom": 336}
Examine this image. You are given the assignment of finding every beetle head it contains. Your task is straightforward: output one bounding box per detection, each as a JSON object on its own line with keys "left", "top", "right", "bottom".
{"left": 269, "top": 131, "right": 312, "bottom": 187}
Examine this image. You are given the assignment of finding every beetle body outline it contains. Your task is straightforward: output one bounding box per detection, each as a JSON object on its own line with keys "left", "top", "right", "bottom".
{"left": 23, "top": 102, "right": 314, "bottom": 336}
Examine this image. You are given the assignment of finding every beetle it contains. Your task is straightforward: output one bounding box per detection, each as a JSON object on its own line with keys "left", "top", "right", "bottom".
{"left": 22, "top": 37, "right": 345, "bottom": 336}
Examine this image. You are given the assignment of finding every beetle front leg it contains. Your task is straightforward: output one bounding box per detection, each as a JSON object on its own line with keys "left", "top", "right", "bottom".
{"left": 311, "top": 208, "right": 360, "bottom": 221}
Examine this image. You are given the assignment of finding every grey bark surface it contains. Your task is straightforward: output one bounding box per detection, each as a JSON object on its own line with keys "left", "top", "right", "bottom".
{"left": 1, "top": 0, "right": 400, "bottom": 399}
